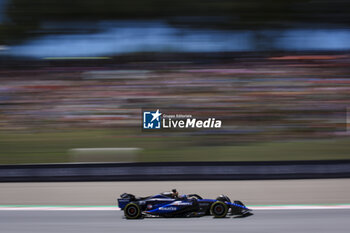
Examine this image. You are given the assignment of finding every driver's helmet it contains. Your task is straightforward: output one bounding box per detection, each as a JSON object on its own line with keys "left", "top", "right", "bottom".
{"left": 171, "top": 189, "right": 179, "bottom": 198}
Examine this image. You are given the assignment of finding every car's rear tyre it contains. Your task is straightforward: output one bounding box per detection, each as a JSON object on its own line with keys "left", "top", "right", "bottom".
{"left": 124, "top": 203, "right": 142, "bottom": 219}
{"left": 210, "top": 201, "right": 228, "bottom": 218}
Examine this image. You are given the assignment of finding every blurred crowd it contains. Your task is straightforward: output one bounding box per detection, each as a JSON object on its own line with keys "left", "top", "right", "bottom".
{"left": 0, "top": 53, "right": 349, "bottom": 142}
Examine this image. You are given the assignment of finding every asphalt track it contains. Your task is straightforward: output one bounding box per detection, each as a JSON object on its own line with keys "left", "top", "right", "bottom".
{"left": 1, "top": 179, "right": 350, "bottom": 205}
{"left": 1, "top": 209, "right": 349, "bottom": 233}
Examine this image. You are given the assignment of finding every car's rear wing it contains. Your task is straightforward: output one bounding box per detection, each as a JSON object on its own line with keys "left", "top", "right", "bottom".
{"left": 117, "top": 198, "right": 131, "bottom": 209}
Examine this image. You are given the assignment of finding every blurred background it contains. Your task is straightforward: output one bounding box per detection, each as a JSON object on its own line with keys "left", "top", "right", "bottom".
{"left": 1, "top": 0, "right": 350, "bottom": 164}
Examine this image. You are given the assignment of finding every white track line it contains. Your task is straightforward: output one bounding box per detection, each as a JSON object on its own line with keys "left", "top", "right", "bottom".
{"left": 0, "top": 205, "right": 350, "bottom": 211}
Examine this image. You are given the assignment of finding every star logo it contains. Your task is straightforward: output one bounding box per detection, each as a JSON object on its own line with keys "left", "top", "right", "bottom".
{"left": 151, "top": 109, "right": 162, "bottom": 122}
{"left": 143, "top": 109, "right": 162, "bottom": 129}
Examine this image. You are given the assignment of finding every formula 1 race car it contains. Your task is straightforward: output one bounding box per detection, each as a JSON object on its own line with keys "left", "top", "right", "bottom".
{"left": 117, "top": 189, "right": 252, "bottom": 219}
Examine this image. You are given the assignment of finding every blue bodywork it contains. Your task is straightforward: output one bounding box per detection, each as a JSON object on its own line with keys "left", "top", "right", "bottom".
{"left": 118, "top": 192, "right": 251, "bottom": 217}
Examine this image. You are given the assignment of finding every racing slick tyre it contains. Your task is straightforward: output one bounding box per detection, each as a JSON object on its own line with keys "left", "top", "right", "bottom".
{"left": 210, "top": 201, "right": 228, "bottom": 218}
{"left": 124, "top": 203, "right": 142, "bottom": 219}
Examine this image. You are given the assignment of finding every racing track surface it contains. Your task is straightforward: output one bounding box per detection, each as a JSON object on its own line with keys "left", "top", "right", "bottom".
{"left": 1, "top": 179, "right": 350, "bottom": 205}
{"left": 1, "top": 209, "right": 349, "bottom": 233}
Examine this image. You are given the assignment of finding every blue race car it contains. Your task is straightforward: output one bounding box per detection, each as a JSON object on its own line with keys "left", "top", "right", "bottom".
{"left": 118, "top": 189, "right": 252, "bottom": 219}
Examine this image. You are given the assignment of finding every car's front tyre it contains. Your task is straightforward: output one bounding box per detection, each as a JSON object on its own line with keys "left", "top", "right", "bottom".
{"left": 124, "top": 203, "right": 142, "bottom": 219}
{"left": 210, "top": 201, "right": 228, "bottom": 218}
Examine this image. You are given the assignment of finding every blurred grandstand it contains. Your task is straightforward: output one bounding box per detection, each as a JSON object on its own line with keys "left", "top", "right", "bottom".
{"left": 0, "top": 0, "right": 350, "bottom": 163}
